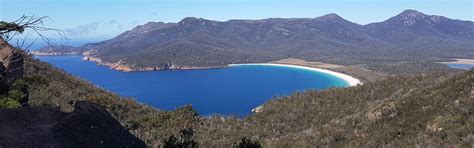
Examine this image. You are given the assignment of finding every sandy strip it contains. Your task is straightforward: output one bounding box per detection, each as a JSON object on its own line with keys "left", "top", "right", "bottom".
{"left": 439, "top": 59, "right": 474, "bottom": 65}
{"left": 230, "top": 63, "right": 362, "bottom": 87}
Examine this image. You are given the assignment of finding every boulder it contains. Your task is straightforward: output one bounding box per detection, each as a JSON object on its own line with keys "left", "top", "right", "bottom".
{"left": 0, "top": 101, "right": 147, "bottom": 147}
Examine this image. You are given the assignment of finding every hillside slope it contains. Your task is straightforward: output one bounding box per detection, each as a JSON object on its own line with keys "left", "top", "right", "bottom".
{"left": 23, "top": 56, "right": 199, "bottom": 147}
{"left": 0, "top": 101, "right": 146, "bottom": 147}
{"left": 24, "top": 53, "right": 473, "bottom": 146}
{"left": 34, "top": 10, "right": 474, "bottom": 73}
{"left": 196, "top": 70, "right": 473, "bottom": 147}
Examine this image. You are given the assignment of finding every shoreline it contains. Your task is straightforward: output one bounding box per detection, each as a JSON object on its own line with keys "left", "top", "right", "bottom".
{"left": 82, "top": 56, "right": 227, "bottom": 72}
{"left": 36, "top": 54, "right": 362, "bottom": 86}
{"left": 438, "top": 58, "right": 474, "bottom": 65}
{"left": 230, "top": 63, "right": 362, "bottom": 87}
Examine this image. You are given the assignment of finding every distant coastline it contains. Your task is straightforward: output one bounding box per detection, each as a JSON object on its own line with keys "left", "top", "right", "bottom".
{"left": 81, "top": 55, "right": 226, "bottom": 72}
{"left": 437, "top": 58, "right": 474, "bottom": 65}
{"left": 33, "top": 53, "right": 363, "bottom": 86}
{"left": 437, "top": 59, "right": 474, "bottom": 70}
{"left": 230, "top": 63, "right": 362, "bottom": 87}
{"left": 30, "top": 51, "right": 81, "bottom": 56}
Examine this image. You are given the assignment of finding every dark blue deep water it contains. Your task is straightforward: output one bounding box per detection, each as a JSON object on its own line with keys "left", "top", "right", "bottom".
{"left": 36, "top": 56, "right": 349, "bottom": 116}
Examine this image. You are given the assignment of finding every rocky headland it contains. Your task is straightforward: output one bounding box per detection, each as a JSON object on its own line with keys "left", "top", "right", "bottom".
{"left": 82, "top": 55, "right": 227, "bottom": 72}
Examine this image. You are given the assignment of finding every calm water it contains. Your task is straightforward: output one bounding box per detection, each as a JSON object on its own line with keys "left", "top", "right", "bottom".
{"left": 36, "top": 56, "right": 349, "bottom": 116}
{"left": 445, "top": 63, "right": 474, "bottom": 70}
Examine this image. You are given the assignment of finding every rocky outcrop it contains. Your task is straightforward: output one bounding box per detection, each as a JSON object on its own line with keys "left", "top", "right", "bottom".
{"left": 83, "top": 55, "right": 226, "bottom": 72}
{"left": 0, "top": 101, "right": 147, "bottom": 147}
{"left": 30, "top": 45, "right": 82, "bottom": 56}
{"left": 0, "top": 38, "right": 24, "bottom": 85}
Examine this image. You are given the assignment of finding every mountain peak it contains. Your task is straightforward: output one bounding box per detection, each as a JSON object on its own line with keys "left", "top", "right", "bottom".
{"left": 179, "top": 17, "right": 209, "bottom": 24}
{"left": 128, "top": 22, "right": 171, "bottom": 34}
{"left": 317, "top": 13, "right": 343, "bottom": 20}
{"left": 398, "top": 9, "right": 427, "bottom": 18}
{"left": 389, "top": 9, "right": 429, "bottom": 26}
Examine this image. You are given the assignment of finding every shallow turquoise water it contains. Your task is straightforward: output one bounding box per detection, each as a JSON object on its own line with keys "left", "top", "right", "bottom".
{"left": 36, "top": 56, "right": 349, "bottom": 116}
{"left": 445, "top": 63, "right": 474, "bottom": 70}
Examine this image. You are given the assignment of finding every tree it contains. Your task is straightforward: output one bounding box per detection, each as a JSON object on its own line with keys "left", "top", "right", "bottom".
{"left": 233, "top": 137, "right": 262, "bottom": 148}
{"left": 0, "top": 15, "right": 64, "bottom": 51}
{"left": 163, "top": 127, "right": 198, "bottom": 148}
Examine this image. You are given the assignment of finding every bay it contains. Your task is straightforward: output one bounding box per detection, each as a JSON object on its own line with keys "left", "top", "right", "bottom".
{"left": 36, "top": 55, "right": 349, "bottom": 116}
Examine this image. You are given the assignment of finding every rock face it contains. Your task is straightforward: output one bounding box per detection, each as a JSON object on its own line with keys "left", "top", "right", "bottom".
{"left": 0, "top": 101, "right": 147, "bottom": 147}
{"left": 0, "top": 38, "right": 24, "bottom": 85}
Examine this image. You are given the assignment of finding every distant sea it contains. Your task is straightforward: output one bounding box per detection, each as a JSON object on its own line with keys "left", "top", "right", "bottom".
{"left": 36, "top": 56, "right": 350, "bottom": 116}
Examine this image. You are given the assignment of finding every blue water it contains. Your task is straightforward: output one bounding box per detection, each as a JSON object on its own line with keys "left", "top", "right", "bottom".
{"left": 445, "top": 63, "right": 474, "bottom": 70}
{"left": 36, "top": 56, "right": 349, "bottom": 116}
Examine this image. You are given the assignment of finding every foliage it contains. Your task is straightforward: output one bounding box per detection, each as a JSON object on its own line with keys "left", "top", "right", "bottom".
{"left": 0, "top": 97, "right": 20, "bottom": 108}
{"left": 0, "top": 79, "right": 28, "bottom": 109}
{"left": 23, "top": 54, "right": 473, "bottom": 147}
{"left": 34, "top": 11, "right": 473, "bottom": 74}
{"left": 196, "top": 69, "right": 473, "bottom": 147}
{"left": 23, "top": 56, "right": 199, "bottom": 147}
{"left": 1, "top": 15, "right": 63, "bottom": 50}
{"left": 233, "top": 137, "right": 262, "bottom": 148}
{"left": 0, "top": 21, "right": 25, "bottom": 34}
{"left": 163, "top": 127, "right": 198, "bottom": 148}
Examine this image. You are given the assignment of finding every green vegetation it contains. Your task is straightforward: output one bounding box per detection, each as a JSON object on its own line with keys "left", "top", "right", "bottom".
{"left": 23, "top": 56, "right": 199, "bottom": 147}
{"left": 195, "top": 70, "right": 473, "bottom": 147}
{"left": 233, "top": 137, "right": 262, "bottom": 148}
{"left": 0, "top": 98, "right": 20, "bottom": 108}
{"left": 163, "top": 127, "right": 198, "bottom": 148}
{"left": 34, "top": 10, "right": 473, "bottom": 74}
{"left": 0, "top": 80, "right": 29, "bottom": 108}
{"left": 0, "top": 21, "right": 25, "bottom": 34}
{"left": 24, "top": 54, "right": 473, "bottom": 147}
{"left": 6, "top": 11, "right": 471, "bottom": 146}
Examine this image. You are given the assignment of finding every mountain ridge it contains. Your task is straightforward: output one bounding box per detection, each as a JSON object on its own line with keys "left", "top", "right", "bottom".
{"left": 33, "top": 9, "right": 474, "bottom": 74}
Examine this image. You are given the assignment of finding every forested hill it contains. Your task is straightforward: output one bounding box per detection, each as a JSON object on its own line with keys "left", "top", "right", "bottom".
{"left": 34, "top": 9, "right": 474, "bottom": 73}
{"left": 22, "top": 53, "right": 474, "bottom": 146}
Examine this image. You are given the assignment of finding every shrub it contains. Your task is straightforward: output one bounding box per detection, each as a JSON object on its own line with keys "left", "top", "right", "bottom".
{"left": 163, "top": 127, "right": 198, "bottom": 148}
{"left": 0, "top": 97, "right": 20, "bottom": 108}
{"left": 233, "top": 137, "right": 262, "bottom": 148}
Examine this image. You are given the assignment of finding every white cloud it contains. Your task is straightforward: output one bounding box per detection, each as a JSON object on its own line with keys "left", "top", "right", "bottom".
{"left": 65, "top": 22, "right": 100, "bottom": 36}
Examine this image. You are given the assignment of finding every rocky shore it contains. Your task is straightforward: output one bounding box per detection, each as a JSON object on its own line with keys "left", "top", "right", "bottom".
{"left": 82, "top": 56, "right": 227, "bottom": 72}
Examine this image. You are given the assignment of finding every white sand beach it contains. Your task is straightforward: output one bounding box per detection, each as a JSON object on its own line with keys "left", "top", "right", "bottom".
{"left": 438, "top": 59, "right": 474, "bottom": 65}
{"left": 230, "top": 63, "right": 362, "bottom": 87}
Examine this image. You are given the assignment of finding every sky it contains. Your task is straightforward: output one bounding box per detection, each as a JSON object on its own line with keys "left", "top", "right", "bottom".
{"left": 1, "top": 0, "right": 473, "bottom": 40}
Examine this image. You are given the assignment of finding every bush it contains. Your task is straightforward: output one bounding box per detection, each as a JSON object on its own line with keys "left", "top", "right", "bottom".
{"left": 0, "top": 97, "right": 20, "bottom": 108}
{"left": 163, "top": 127, "right": 198, "bottom": 148}
{"left": 8, "top": 89, "right": 23, "bottom": 100}
{"left": 233, "top": 137, "right": 262, "bottom": 148}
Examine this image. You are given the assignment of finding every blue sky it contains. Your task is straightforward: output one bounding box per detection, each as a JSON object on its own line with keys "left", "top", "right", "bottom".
{"left": 1, "top": 0, "right": 473, "bottom": 40}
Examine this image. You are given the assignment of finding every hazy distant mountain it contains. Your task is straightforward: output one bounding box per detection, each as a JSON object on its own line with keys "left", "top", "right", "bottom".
{"left": 363, "top": 9, "right": 474, "bottom": 54}
{"left": 35, "top": 9, "right": 474, "bottom": 70}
